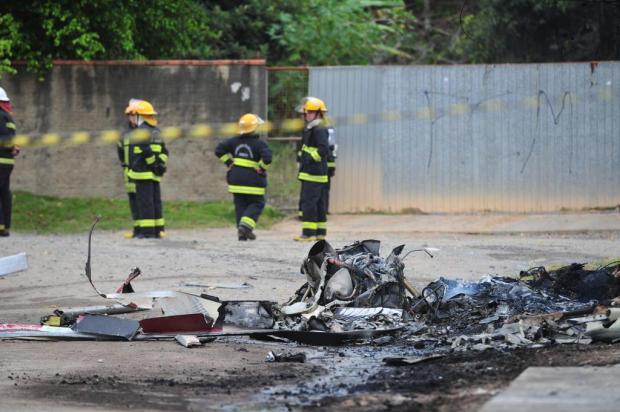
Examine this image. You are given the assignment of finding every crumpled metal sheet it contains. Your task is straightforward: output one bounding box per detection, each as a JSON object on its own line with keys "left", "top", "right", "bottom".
{"left": 277, "top": 240, "right": 411, "bottom": 333}
{"left": 72, "top": 314, "right": 140, "bottom": 340}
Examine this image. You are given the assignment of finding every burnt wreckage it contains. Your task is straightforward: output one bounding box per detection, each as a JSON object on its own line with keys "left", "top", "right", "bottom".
{"left": 2, "top": 222, "right": 620, "bottom": 347}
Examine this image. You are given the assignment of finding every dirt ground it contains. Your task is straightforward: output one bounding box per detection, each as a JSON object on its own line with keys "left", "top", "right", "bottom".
{"left": 1, "top": 213, "right": 619, "bottom": 411}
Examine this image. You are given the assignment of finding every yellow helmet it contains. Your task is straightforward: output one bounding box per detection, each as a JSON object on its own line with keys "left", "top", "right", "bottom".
{"left": 124, "top": 99, "right": 158, "bottom": 116}
{"left": 301, "top": 97, "right": 327, "bottom": 113}
{"left": 125, "top": 99, "right": 158, "bottom": 126}
{"left": 238, "top": 113, "right": 264, "bottom": 134}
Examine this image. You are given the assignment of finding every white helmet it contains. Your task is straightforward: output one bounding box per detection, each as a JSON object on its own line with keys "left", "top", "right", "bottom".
{"left": 0, "top": 87, "right": 9, "bottom": 102}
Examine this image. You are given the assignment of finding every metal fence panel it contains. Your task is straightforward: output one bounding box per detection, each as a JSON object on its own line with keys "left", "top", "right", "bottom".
{"left": 309, "top": 62, "right": 620, "bottom": 213}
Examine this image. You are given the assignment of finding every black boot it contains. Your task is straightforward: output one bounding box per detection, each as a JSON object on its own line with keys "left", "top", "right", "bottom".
{"left": 238, "top": 225, "right": 256, "bottom": 240}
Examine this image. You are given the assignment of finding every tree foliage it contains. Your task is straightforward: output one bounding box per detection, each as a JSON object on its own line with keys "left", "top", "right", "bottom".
{"left": 458, "top": 0, "right": 620, "bottom": 63}
{"left": 0, "top": 0, "right": 216, "bottom": 78}
{"left": 1, "top": 0, "right": 619, "bottom": 79}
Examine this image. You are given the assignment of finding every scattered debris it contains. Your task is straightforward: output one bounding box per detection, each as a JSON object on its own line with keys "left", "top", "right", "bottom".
{"left": 383, "top": 354, "right": 445, "bottom": 366}
{"left": 175, "top": 335, "right": 202, "bottom": 348}
{"left": 43, "top": 304, "right": 146, "bottom": 326}
{"left": 273, "top": 240, "right": 426, "bottom": 335}
{"left": 256, "top": 327, "right": 403, "bottom": 346}
{"left": 2, "top": 220, "right": 620, "bottom": 358}
{"left": 265, "top": 351, "right": 306, "bottom": 363}
{"left": 220, "top": 301, "right": 276, "bottom": 329}
{"left": 585, "top": 308, "right": 620, "bottom": 343}
{"left": 0, "top": 252, "right": 28, "bottom": 277}
{"left": 520, "top": 262, "right": 620, "bottom": 303}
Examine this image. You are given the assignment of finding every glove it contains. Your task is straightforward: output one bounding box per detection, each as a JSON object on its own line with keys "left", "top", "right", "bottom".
{"left": 152, "top": 163, "right": 167, "bottom": 177}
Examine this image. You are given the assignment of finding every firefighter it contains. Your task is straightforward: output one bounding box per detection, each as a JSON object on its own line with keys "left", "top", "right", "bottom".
{"left": 0, "top": 87, "right": 19, "bottom": 237}
{"left": 295, "top": 98, "right": 336, "bottom": 218}
{"left": 295, "top": 97, "right": 329, "bottom": 241}
{"left": 215, "top": 113, "right": 272, "bottom": 241}
{"left": 118, "top": 99, "right": 140, "bottom": 238}
{"left": 125, "top": 99, "right": 168, "bottom": 239}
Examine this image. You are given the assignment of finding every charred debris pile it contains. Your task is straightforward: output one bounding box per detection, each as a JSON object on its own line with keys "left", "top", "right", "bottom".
{"left": 1, "top": 236, "right": 619, "bottom": 350}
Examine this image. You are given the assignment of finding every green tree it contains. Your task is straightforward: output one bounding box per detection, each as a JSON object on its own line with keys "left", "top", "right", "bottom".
{"left": 458, "top": 0, "right": 620, "bottom": 63}
{"left": 267, "top": 0, "right": 413, "bottom": 65}
{"left": 0, "top": 0, "right": 216, "bottom": 78}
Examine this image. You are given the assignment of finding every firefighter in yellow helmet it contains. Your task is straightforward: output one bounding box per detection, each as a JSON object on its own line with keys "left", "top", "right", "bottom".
{"left": 124, "top": 99, "right": 168, "bottom": 239}
{"left": 0, "top": 86, "right": 19, "bottom": 237}
{"left": 215, "top": 113, "right": 272, "bottom": 240}
{"left": 294, "top": 97, "right": 329, "bottom": 241}
{"left": 296, "top": 97, "right": 337, "bottom": 219}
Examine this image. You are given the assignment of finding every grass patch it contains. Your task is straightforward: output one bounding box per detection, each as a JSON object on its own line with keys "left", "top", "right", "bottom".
{"left": 11, "top": 191, "right": 285, "bottom": 234}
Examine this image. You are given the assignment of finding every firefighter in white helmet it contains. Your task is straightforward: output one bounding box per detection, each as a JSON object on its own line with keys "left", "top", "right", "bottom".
{"left": 0, "top": 86, "right": 19, "bottom": 237}
{"left": 124, "top": 99, "right": 168, "bottom": 238}
{"left": 215, "top": 113, "right": 272, "bottom": 240}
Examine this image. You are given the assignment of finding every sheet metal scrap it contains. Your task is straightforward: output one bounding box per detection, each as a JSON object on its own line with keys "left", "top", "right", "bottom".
{"left": 0, "top": 252, "right": 28, "bottom": 278}
{"left": 72, "top": 315, "right": 140, "bottom": 340}
{"left": 140, "top": 314, "right": 215, "bottom": 334}
{"left": 0, "top": 323, "right": 97, "bottom": 340}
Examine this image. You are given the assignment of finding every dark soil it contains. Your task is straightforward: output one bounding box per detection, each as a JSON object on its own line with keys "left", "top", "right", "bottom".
{"left": 306, "top": 343, "right": 620, "bottom": 411}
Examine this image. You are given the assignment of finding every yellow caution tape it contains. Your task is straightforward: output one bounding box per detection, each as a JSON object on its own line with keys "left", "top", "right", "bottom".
{"left": 3, "top": 90, "right": 613, "bottom": 149}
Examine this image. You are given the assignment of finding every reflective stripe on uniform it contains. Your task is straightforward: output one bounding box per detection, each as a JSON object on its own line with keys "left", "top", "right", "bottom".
{"left": 228, "top": 185, "right": 265, "bottom": 195}
{"left": 298, "top": 172, "right": 328, "bottom": 183}
{"left": 149, "top": 144, "right": 162, "bottom": 153}
{"left": 155, "top": 218, "right": 165, "bottom": 226}
{"left": 133, "top": 147, "right": 143, "bottom": 154}
{"left": 317, "top": 222, "right": 327, "bottom": 229}
{"left": 233, "top": 157, "right": 259, "bottom": 168}
{"left": 302, "top": 221, "right": 318, "bottom": 230}
{"left": 127, "top": 170, "right": 160, "bottom": 181}
{"left": 136, "top": 219, "right": 156, "bottom": 228}
{"left": 145, "top": 155, "right": 156, "bottom": 165}
{"left": 302, "top": 144, "right": 321, "bottom": 161}
{"left": 123, "top": 168, "right": 136, "bottom": 193}
{"left": 240, "top": 216, "right": 256, "bottom": 229}
{"left": 0, "top": 158, "right": 15, "bottom": 165}
{"left": 219, "top": 153, "right": 232, "bottom": 163}
{"left": 5, "top": 122, "right": 15, "bottom": 130}
{"left": 327, "top": 162, "right": 336, "bottom": 168}
{"left": 159, "top": 153, "right": 168, "bottom": 162}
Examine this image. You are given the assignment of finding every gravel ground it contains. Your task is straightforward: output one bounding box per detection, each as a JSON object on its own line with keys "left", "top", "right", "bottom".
{"left": 1, "top": 214, "right": 619, "bottom": 411}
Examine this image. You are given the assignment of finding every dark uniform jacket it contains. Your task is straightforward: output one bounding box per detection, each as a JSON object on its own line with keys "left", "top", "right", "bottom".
{"left": 215, "top": 133, "right": 272, "bottom": 195}
{"left": 0, "top": 110, "right": 16, "bottom": 168}
{"left": 126, "top": 123, "right": 168, "bottom": 182}
{"left": 298, "top": 119, "right": 329, "bottom": 183}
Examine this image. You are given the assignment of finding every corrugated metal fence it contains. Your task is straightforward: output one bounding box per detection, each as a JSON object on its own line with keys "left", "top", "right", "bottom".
{"left": 309, "top": 62, "right": 620, "bottom": 213}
